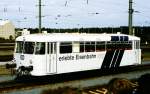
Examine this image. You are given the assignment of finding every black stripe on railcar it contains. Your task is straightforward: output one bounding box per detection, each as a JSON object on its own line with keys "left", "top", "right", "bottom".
{"left": 114, "top": 49, "right": 124, "bottom": 68}
{"left": 110, "top": 49, "right": 119, "bottom": 68}
{"left": 101, "top": 50, "right": 115, "bottom": 69}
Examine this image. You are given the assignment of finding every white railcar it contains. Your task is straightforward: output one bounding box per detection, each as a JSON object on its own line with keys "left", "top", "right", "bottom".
{"left": 7, "top": 33, "right": 141, "bottom": 76}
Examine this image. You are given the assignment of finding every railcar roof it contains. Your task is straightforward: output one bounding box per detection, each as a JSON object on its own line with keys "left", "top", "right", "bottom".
{"left": 16, "top": 33, "right": 140, "bottom": 42}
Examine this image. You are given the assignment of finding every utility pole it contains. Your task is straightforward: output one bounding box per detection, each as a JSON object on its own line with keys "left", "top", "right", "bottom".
{"left": 128, "top": 0, "right": 134, "bottom": 35}
{"left": 39, "top": 0, "right": 42, "bottom": 33}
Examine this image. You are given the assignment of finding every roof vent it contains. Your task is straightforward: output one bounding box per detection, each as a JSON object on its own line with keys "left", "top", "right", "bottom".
{"left": 117, "top": 32, "right": 121, "bottom": 34}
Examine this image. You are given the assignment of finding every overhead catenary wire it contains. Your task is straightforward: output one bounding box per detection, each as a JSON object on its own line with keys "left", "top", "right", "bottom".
{"left": 0, "top": 0, "right": 149, "bottom": 28}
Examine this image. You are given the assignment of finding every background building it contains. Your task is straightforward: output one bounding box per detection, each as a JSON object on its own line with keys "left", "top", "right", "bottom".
{"left": 0, "top": 20, "right": 15, "bottom": 40}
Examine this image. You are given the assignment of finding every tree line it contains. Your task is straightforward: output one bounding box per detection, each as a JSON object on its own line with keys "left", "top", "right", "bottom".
{"left": 16, "top": 26, "right": 150, "bottom": 44}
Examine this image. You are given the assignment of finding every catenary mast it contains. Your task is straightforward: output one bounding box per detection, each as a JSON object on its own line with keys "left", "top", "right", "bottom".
{"left": 39, "top": 0, "right": 42, "bottom": 33}
{"left": 129, "top": 0, "right": 133, "bottom": 35}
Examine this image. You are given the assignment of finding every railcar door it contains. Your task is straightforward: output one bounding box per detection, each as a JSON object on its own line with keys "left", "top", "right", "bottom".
{"left": 46, "top": 42, "right": 57, "bottom": 73}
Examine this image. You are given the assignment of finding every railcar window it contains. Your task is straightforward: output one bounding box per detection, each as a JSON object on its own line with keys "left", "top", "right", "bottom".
{"left": 111, "top": 42, "right": 117, "bottom": 49}
{"left": 80, "top": 42, "right": 84, "bottom": 52}
{"left": 16, "top": 41, "right": 23, "bottom": 53}
{"left": 124, "top": 41, "right": 132, "bottom": 50}
{"left": 35, "top": 42, "right": 45, "bottom": 54}
{"left": 85, "top": 42, "right": 91, "bottom": 52}
{"left": 78, "top": 41, "right": 133, "bottom": 53}
{"left": 135, "top": 40, "right": 140, "bottom": 49}
{"left": 96, "top": 42, "right": 105, "bottom": 51}
{"left": 90, "top": 42, "right": 96, "bottom": 52}
{"left": 106, "top": 42, "right": 113, "bottom": 50}
{"left": 60, "top": 42, "right": 72, "bottom": 54}
{"left": 79, "top": 42, "right": 96, "bottom": 52}
{"left": 24, "top": 42, "right": 35, "bottom": 54}
{"left": 53, "top": 43, "right": 56, "bottom": 53}
{"left": 48, "top": 43, "right": 52, "bottom": 54}
{"left": 116, "top": 42, "right": 124, "bottom": 50}
{"left": 105, "top": 41, "right": 132, "bottom": 50}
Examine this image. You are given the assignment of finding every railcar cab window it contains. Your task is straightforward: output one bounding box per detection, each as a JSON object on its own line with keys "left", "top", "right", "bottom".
{"left": 15, "top": 41, "right": 35, "bottom": 54}
{"left": 60, "top": 42, "right": 72, "bottom": 54}
{"left": 135, "top": 40, "right": 140, "bottom": 49}
{"left": 24, "top": 42, "right": 35, "bottom": 54}
{"left": 35, "top": 42, "right": 45, "bottom": 54}
{"left": 16, "top": 41, "right": 23, "bottom": 53}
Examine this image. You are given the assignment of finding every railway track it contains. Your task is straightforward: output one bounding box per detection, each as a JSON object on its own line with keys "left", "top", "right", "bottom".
{"left": 0, "top": 80, "right": 51, "bottom": 93}
{"left": 0, "top": 64, "right": 150, "bottom": 93}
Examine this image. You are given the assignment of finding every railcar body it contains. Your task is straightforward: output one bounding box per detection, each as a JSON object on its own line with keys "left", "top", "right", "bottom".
{"left": 8, "top": 33, "right": 141, "bottom": 76}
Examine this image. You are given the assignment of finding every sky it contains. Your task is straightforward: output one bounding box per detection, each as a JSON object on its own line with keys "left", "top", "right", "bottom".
{"left": 0, "top": 0, "right": 150, "bottom": 28}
